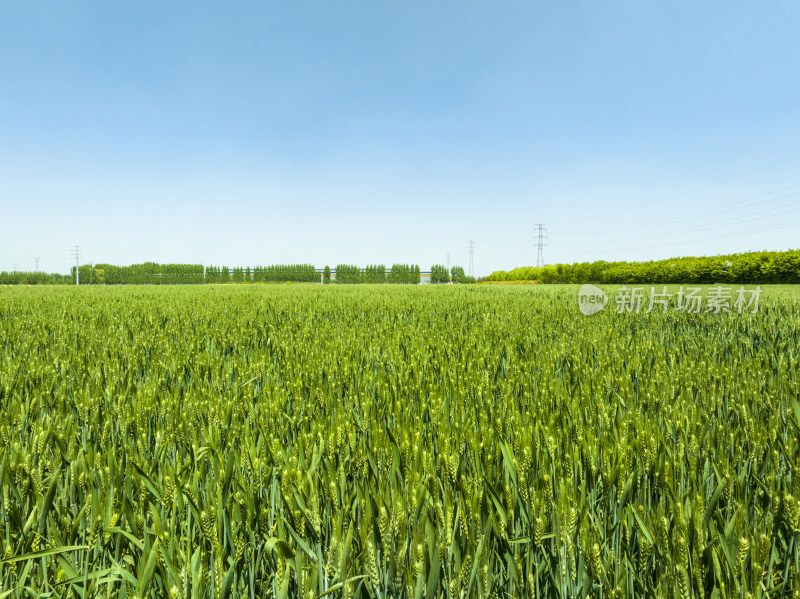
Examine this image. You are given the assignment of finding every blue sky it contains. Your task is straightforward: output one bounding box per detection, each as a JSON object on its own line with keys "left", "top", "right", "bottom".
{"left": 2, "top": 1, "right": 799, "bottom": 276}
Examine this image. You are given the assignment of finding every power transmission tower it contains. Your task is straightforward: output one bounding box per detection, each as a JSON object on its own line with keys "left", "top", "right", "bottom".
{"left": 467, "top": 240, "right": 476, "bottom": 278}
{"left": 73, "top": 246, "right": 82, "bottom": 285}
{"left": 534, "top": 225, "right": 547, "bottom": 268}
{"left": 35, "top": 257, "right": 39, "bottom": 272}
{"left": 446, "top": 252, "right": 451, "bottom": 271}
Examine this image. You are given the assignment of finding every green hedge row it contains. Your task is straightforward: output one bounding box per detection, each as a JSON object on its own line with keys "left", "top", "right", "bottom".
{"left": 76, "top": 263, "right": 205, "bottom": 285}
{"left": 252, "top": 264, "right": 318, "bottom": 283}
{"left": 61, "top": 263, "right": 316, "bottom": 284}
{"left": 0, "top": 271, "right": 73, "bottom": 285}
{"left": 430, "top": 265, "right": 475, "bottom": 284}
{"left": 331, "top": 264, "right": 421, "bottom": 284}
{"left": 488, "top": 250, "right": 800, "bottom": 284}
{"left": 388, "top": 264, "right": 421, "bottom": 284}
{"left": 53, "top": 263, "right": 426, "bottom": 284}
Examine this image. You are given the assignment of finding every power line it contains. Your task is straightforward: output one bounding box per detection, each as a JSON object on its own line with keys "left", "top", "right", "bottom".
{"left": 73, "top": 246, "right": 82, "bottom": 286}
{"left": 549, "top": 150, "right": 800, "bottom": 229}
{"left": 0, "top": 248, "right": 74, "bottom": 258}
{"left": 635, "top": 183, "right": 800, "bottom": 232}
{"left": 0, "top": 239, "right": 77, "bottom": 253}
{"left": 558, "top": 182, "right": 800, "bottom": 242}
{"left": 467, "top": 240, "right": 475, "bottom": 278}
{"left": 482, "top": 181, "right": 800, "bottom": 262}
{"left": 534, "top": 225, "right": 547, "bottom": 267}
{"left": 566, "top": 192, "right": 800, "bottom": 247}
{"left": 590, "top": 216, "right": 800, "bottom": 254}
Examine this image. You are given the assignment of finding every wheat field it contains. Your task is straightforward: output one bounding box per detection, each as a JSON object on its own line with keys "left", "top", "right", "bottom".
{"left": 1, "top": 284, "right": 798, "bottom": 598}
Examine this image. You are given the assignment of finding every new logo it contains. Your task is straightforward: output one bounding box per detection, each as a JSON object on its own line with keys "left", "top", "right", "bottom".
{"left": 578, "top": 284, "right": 608, "bottom": 316}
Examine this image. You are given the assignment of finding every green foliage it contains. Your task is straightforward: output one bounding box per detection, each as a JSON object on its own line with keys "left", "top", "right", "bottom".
{"left": 450, "top": 266, "right": 466, "bottom": 283}
{"left": 91, "top": 263, "right": 206, "bottom": 284}
{"left": 70, "top": 263, "right": 207, "bottom": 284}
{"left": 204, "top": 264, "right": 226, "bottom": 283}
{"left": 335, "top": 264, "right": 363, "bottom": 284}
{"left": 0, "top": 271, "right": 72, "bottom": 285}
{"left": 489, "top": 249, "right": 800, "bottom": 284}
{"left": 364, "top": 265, "right": 387, "bottom": 284}
{"left": 253, "top": 264, "right": 318, "bottom": 283}
{"left": 446, "top": 266, "right": 473, "bottom": 284}
{"left": 337, "top": 265, "right": 421, "bottom": 284}
{"left": 72, "top": 264, "right": 99, "bottom": 284}
{"left": 388, "top": 264, "right": 420, "bottom": 284}
{"left": 64, "top": 263, "right": 321, "bottom": 284}
{"left": 28, "top": 263, "right": 425, "bottom": 286}
{"left": 430, "top": 264, "right": 450, "bottom": 284}
{"left": 1, "top": 284, "right": 800, "bottom": 597}
{"left": 323, "top": 265, "right": 331, "bottom": 284}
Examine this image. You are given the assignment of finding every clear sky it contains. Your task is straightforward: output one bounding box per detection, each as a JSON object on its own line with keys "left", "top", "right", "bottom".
{"left": 2, "top": 1, "right": 799, "bottom": 276}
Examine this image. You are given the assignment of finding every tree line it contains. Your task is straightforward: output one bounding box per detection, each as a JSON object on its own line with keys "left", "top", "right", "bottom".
{"left": 3, "top": 263, "right": 424, "bottom": 285}
{"left": 429, "top": 264, "right": 476, "bottom": 284}
{"left": 69, "top": 263, "right": 321, "bottom": 284}
{"left": 7, "top": 262, "right": 478, "bottom": 285}
{"left": 330, "top": 264, "right": 421, "bottom": 284}
{"left": 0, "top": 271, "right": 73, "bottom": 285}
{"left": 488, "top": 250, "right": 800, "bottom": 284}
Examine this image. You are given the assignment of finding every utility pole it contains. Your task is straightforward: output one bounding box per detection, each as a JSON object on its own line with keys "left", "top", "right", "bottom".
{"left": 467, "top": 240, "right": 476, "bottom": 278}
{"left": 534, "top": 225, "right": 547, "bottom": 268}
{"left": 73, "top": 246, "right": 82, "bottom": 285}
